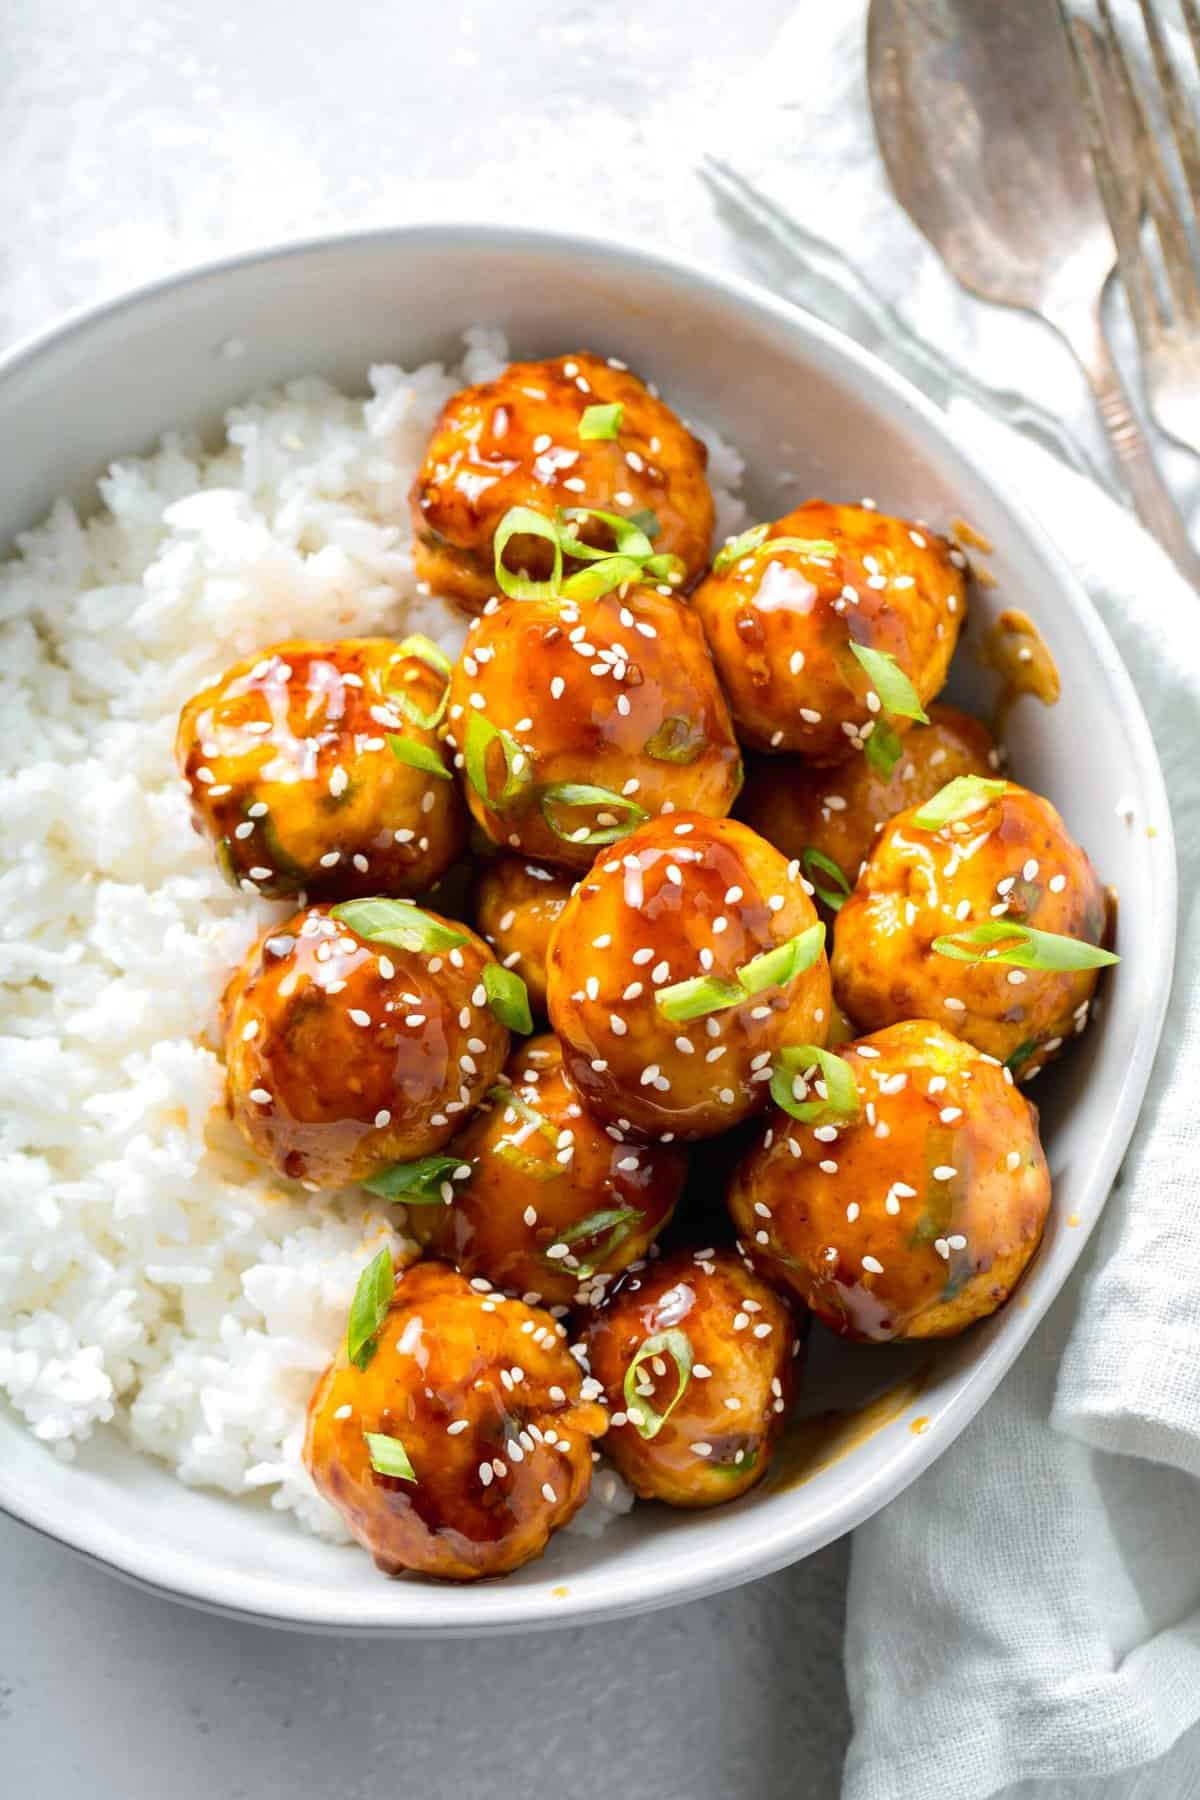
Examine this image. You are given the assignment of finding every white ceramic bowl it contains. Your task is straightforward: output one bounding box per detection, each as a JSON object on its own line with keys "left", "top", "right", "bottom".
{"left": 0, "top": 225, "right": 1175, "bottom": 1635}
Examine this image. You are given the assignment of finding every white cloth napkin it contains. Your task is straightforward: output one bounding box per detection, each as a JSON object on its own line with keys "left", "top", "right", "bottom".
{"left": 704, "top": 9, "right": 1200, "bottom": 1798}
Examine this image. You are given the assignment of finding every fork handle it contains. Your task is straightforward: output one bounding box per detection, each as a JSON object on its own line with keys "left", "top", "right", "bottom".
{"left": 1052, "top": 304, "right": 1200, "bottom": 587}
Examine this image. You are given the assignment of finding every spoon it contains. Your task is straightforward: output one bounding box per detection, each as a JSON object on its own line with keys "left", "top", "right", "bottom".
{"left": 868, "top": 0, "right": 1200, "bottom": 585}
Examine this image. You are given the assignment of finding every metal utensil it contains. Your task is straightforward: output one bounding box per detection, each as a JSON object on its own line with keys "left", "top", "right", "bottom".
{"left": 1061, "top": 0, "right": 1200, "bottom": 458}
{"left": 868, "top": 0, "right": 1200, "bottom": 585}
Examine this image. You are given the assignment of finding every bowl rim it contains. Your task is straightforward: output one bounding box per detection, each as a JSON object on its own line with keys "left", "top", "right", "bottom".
{"left": 0, "top": 219, "right": 1177, "bottom": 1635}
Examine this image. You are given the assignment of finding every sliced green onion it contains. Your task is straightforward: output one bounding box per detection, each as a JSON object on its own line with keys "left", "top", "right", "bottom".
{"left": 713, "top": 524, "right": 770, "bottom": 572}
{"left": 489, "top": 1082, "right": 562, "bottom": 1180}
{"left": 346, "top": 1245, "right": 394, "bottom": 1371}
{"left": 912, "top": 775, "right": 1008, "bottom": 830}
{"left": 387, "top": 634, "right": 452, "bottom": 729}
{"left": 395, "top": 633, "right": 452, "bottom": 680}
{"left": 557, "top": 506, "right": 655, "bottom": 562}
{"left": 362, "top": 1155, "right": 470, "bottom": 1204}
{"left": 864, "top": 719, "right": 905, "bottom": 780}
{"left": 712, "top": 525, "right": 838, "bottom": 574}
{"left": 654, "top": 975, "right": 743, "bottom": 1022}
{"left": 332, "top": 897, "right": 465, "bottom": 952}
{"left": 543, "top": 1205, "right": 644, "bottom": 1276}
{"left": 364, "top": 1431, "right": 417, "bottom": 1482}
{"left": 483, "top": 962, "right": 533, "bottom": 1034}
{"left": 848, "top": 643, "right": 929, "bottom": 723}
{"left": 737, "top": 924, "right": 825, "bottom": 995}
{"left": 540, "top": 783, "right": 647, "bottom": 846}
{"left": 623, "top": 1328, "right": 693, "bottom": 1440}
{"left": 627, "top": 508, "right": 660, "bottom": 540}
{"left": 332, "top": 897, "right": 467, "bottom": 953}
{"left": 487, "top": 1084, "right": 559, "bottom": 1141}
{"left": 387, "top": 733, "right": 452, "bottom": 780}
{"left": 561, "top": 555, "right": 646, "bottom": 601}
{"left": 464, "top": 714, "right": 533, "bottom": 811}
{"left": 1004, "top": 1038, "right": 1038, "bottom": 1075}
{"left": 931, "top": 920, "right": 1118, "bottom": 971}
{"left": 579, "top": 402, "right": 623, "bottom": 440}
{"left": 642, "top": 550, "right": 686, "bottom": 584}
{"left": 770, "top": 1045, "right": 861, "bottom": 1125}
{"left": 493, "top": 504, "right": 563, "bottom": 600}
{"left": 495, "top": 1139, "right": 564, "bottom": 1181}
{"left": 644, "top": 715, "right": 706, "bottom": 764}
{"left": 802, "top": 848, "right": 852, "bottom": 912}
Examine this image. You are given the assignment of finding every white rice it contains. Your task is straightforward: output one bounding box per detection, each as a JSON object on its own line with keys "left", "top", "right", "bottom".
{"left": 0, "top": 330, "right": 743, "bottom": 1543}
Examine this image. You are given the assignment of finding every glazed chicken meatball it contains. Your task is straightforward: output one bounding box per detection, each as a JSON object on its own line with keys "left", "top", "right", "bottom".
{"left": 413, "top": 1035, "right": 686, "bottom": 1306}
{"left": 546, "top": 814, "right": 832, "bottom": 1139}
{"left": 739, "top": 703, "right": 998, "bottom": 910}
{"left": 222, "top": 900, "right": 509, "bottom": 1187}
{"left": 176, "top": 638, "right": 464, "bottom": 900}
{"left": 445, "top": 587, "right": 742, "bottom": 871}
{"left": 583, "top": 1249, "right": 798, "bottom": 1506}
{"left": 727, "top": 1021, "right": 1051, "bottom": 1340}
{"left": 691, "top": 502, "right": 966, "bottom": 762}
{"left": 473, "top": 855, "right": 574, "bottom": 1016}
{"left": 306, "top": 1260, "right": 607, "bottom": 1580}
{"left": 411, "top": 351, "right": 715, "bottom": 612}
{"left": 832, "top": 778, "right": 1112, "bottom": 1079}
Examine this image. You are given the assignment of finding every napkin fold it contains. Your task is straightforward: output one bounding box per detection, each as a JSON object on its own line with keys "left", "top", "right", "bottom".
{"left": 704, "top": 9, "right": 1200, "bottom": 1797}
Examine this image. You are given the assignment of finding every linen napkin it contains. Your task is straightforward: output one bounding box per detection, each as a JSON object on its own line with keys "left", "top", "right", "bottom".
{"left": 703, "top": 8, "right": 1200, "bottom": 1798}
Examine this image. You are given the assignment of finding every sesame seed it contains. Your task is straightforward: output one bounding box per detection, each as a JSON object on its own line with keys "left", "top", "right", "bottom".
{"left": 691, "top": 1442, "right": 713, "bottom": 1457}
{"left": 932, "top": 1165, "right": 957, "bottom": 1180}
{"left": 374, "top": 1109, "right": 392, "bottom": 1128}
{"left": 447, "top": 1420, "right": 469, "bottom": 1436}
{"left": 1049, "top": 874, "right": 1066, "bottom": 893}
{"left": 250, "top": 1088, "right": 272, "bottom": 1104}
{"left": 541, "top": 1483, "right": 558, "bottom": 1504}
{"left": 862, "top": 1255, "right": 884, "bottom": 1275}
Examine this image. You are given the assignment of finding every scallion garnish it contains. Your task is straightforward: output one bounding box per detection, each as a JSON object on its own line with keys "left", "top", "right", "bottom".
{"left": 487, "top": 1085, "right": 559, "bottom": 1140}
{"left": 655, "top": 926, "right": 825, "bottom": 1020}
{"left": 557, "top": 507, "right": 683, "bottom": 583}
{"left": 736, "top": 924, "right": 825, "bottom": 995}
{"left": 579, "top": 402, "right": 623, "bottom": 440}
{"left": 362, "top": 1155, "right": 470, "bottom": 1204}
{"left": 464, "top": 714, "right": 533, "bottom": 811}
{"left": 387, "top": 733, "right": 452, "bottom": 780}
{"left": 623, "top": 1329, "right": 693, "bottom": 1440}
{"left": 912, "top": 775, "right": 1008, "bottom": 830}
{"left": 644, "top": 715, "right": 706, "bottom": 764}
{"left": 848, "top": 643, "right": 929, "bottom": 723}
{"left": 332, "top": 897, "right": 467, "bottom": 953}
{"left": 556, "top": 506, "right": 655, "bottom": 563}
{"left": 482, "top": 962, "right": 533, "bottom": 1034}
{"left": 561, "top": 554, "right": 646, "bottom": 601}
{"left": 627, "top": 508, "right": 660, "bottom": 540}
{"left": 346, "top": 1245, "right": 394, "bottom": 1371}
{"left": 802, "top": 848, "right": 852, "bottom": 912}
{"left": 654, "top": 974, "right": 743, "bottom": 1022}
{"left": 864, "top": 719, "right": 905, "bottom": 780}
{"left": 364, "top": 1431, "right": 417, "bottom": 1482}
{"left": 493, "top": 505, "right": 564, "bottom": 600}
{"left": 544, "top": 1205, "right": 644, "bottom": 1276}
{"left": 770, "top": 1045, "right": 861, "bottom": 1125}
{"left": 931, "top": 921, "right": 1118, "bottom": 971}
{"left": 489, "top": 1083, "right": 562, "bottom": 1179}
{"left": 712, "top": 524, "right": 769, "bottom": 571}
{"left": 387, "top": 634, "right": 452, "bottom": 730}
{"left": 712, "top": 524, "right": 838, "bottom": 574}
{"left": 540, "top": 783, "right": 648, "bottom": 845}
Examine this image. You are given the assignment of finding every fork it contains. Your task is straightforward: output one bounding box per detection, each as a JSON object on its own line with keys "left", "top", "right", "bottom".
{"left": 1060, "top": 0, "right": 1200, "bottom": 458}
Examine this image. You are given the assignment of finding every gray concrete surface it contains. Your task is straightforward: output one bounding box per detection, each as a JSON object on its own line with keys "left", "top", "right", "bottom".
{"left": 0, "top": 2, "right": 852, "bottom": 1795}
